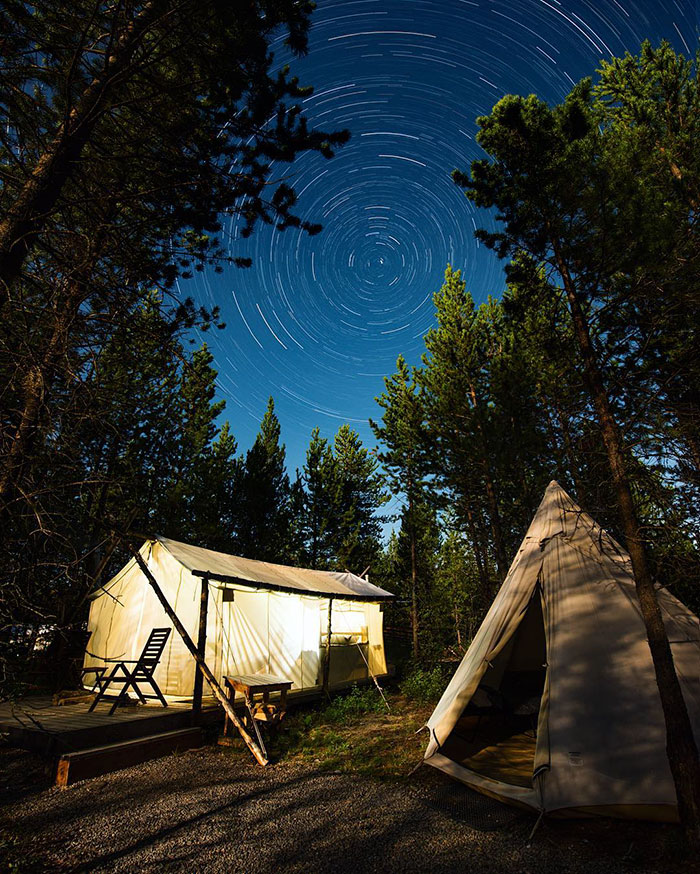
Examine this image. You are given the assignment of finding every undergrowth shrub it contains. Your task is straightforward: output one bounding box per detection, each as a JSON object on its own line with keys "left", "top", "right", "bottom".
{"left": 323, "top": 684, "right": 386, "bottom": 722}
{"left": 399, "top": 665, "right": 445, "bottom": 704}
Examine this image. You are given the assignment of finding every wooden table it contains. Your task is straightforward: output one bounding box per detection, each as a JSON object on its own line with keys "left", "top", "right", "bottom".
{"left": 222, "top": 673, "right": 293, "bottom": 754}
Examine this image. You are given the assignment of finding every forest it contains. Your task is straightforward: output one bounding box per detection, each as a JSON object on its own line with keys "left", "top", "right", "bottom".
{"left": 0, "top": 0, "right": 699, "bottom": 849}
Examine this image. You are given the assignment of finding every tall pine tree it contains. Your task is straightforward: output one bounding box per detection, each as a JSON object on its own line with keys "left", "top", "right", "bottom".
{"left": 235, "top": 398, "right": 292, "bottom": 562}
{"left": 372, "top": 355, "right": 430, "bottom": 657}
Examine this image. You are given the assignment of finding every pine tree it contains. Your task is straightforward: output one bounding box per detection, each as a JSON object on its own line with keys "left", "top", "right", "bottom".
{"left": 165, "top": 343, "right": 226, "bottom": 538}
{"left": 286, "top": 470, "right": 308, "bottom": 566}
{"left": 372, "top": 355, "right": 430, "bottom": 657}
{"left": 326, "top": 424, "right": 387, "bottom": 574}
{"left": 300, "top": 428, "right": 335, "bottom": 568}
{"left": 456, "top": 42, "right": 700, "bottom": 844}
{"left": 193, "top": 422, "right": 240, "bottom": 553}
{"left": 419, "top": 266, "right": 509, "bottom": 585}
{"left": 235, "top": 398, "right": 292, "bottom": 562}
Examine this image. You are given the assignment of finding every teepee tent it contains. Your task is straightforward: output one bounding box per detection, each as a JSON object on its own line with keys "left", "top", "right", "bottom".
{"left": 425, "top": 481, "right": 700, "bottom": 821}
{"left": 84, "top": 536, "right": 392, "bottom": 700}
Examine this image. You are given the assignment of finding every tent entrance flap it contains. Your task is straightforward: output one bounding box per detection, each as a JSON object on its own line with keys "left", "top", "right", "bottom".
{"left": 439, "top": 591, "right": 547, "bottom": 790}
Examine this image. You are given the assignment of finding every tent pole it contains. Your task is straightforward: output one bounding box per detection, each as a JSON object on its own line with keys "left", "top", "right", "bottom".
{"left": 128, "top": 544, "right": 268, "bottom": 766}
{"left": 322, "top": 597, "right": 334, "bottom": 695}
{"left": 192, "top": 575, "right": 209, "bottom": 722}
{"left": 353, "top": 637, "right": 390, "bottom": 712}
{"left": 526, "top": 810, "right": 545, "bottom": 846}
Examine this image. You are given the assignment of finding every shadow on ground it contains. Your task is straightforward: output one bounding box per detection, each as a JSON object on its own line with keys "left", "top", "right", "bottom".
{"left": 0, "top": 746, "right": 52, "bottom": 806}
{"left": 0, "top": 746, "right": 689, "bottom": 874}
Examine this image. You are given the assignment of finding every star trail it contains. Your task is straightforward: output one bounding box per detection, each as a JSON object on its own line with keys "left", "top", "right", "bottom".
{"left": 186, "top": 0, "right": 698, "bottom": 473}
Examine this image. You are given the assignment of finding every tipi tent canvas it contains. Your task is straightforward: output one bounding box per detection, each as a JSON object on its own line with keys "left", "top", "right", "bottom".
{"left": 84, "top": 536, "right": 392, "bottom": 700}
{"left": 425, "top": 481, "right": 700, "bottom": 821}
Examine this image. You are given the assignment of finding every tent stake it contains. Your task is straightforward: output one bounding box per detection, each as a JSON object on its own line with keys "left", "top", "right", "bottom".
{"left": 128, "top": 544, "right": 268, "bottom": 766}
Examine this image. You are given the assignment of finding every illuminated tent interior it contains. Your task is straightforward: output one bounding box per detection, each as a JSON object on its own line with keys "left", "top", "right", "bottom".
{"left": 425, "top": 481, "right": 700, "bottom": 822}
{"left": 84, "top": 536, "right": 392, "bottom": 699}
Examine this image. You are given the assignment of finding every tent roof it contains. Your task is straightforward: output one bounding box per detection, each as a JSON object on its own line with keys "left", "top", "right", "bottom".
{"left": 155, "top": 535, "right": 394, "bottom": 601}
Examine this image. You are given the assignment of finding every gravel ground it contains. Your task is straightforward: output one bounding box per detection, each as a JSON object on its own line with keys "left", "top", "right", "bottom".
{"left": 0, "top": 746, "right": 688, "bottom": 874}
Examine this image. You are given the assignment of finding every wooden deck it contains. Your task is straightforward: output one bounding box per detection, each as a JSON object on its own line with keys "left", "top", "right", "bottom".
{"left": 0, "top": 695, "right": 218, "bottom": 757}
{"left": 0, "top": 670, "right": 393, "bottom": 766}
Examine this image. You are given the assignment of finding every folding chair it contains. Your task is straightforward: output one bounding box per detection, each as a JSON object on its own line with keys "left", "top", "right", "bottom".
{"left": 88, "top": 627, "right": 172, "bottom": 715}
{"left": 81, "top": 664, "right": 107, "bottom": 694}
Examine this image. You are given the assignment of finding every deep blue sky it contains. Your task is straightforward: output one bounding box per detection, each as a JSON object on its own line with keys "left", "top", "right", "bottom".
{"left": 184, "top": 0, "right": 697, "bottom": 513}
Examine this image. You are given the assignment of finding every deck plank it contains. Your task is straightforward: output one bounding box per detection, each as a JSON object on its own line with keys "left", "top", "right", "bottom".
{"left": 55, "top": 727, "right": 204, "bottom": 787}
{"left": 0, "top": 696, "right": 217, "bottom": 756}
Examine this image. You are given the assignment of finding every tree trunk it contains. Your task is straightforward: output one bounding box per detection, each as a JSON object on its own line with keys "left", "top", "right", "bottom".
{"left": 453, "top": 601, "right": 462, "bottom": 649}
{"left": 408, "top": 492, "right": 419, "bottom": 659}
{"left": 0, "top": 365, "right": 46, "bottom": 507}
{"left": 466, "top": 382, "right": 508, "bottom": 579}
{"left": 464, "top": 502, "right": 490, "bottom": 598}
{"left": 556, "top": 252, "right": 700, "bottom": 848}
{"left": 0, "top": 278, "right": 86, "bottom": 507}
{"left": 0, "top": 1, "right": 163, "bottom": 307}
{"left": 322, "top": 597, "right": 333, "bottom": 692}
{"left": 552, "top": 397, "right": 585, "bottom": 500}
{"left": 0, "top": 198, "right": 116, "bottom": 515}
{"left": 482, "top": 467, "right": 508, "bottom": 579}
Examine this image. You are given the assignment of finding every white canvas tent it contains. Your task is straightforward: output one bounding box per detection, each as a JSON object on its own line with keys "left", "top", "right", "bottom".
{"left": 84, "top": 536, "right": 392, "bottom": 700}
{"left": 425, "top": 481, "right": 700, "bottom": 821}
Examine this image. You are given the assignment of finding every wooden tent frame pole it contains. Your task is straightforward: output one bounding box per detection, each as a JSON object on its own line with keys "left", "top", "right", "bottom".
{"left": 322, "top": 596, "right": 334, "bottom": 693}
{"left": 192, "top": 575, "right": 209, "bottom": 720}
{"left": 129, "top": 545, "right": 268, "bottom": 766}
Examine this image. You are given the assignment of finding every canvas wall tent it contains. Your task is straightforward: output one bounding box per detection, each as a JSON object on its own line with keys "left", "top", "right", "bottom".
{"left": 84, "top": 536, "right": 392, "bottom": 700}
{"left": 425, "top": 481, "right": 700, "bottom": 822}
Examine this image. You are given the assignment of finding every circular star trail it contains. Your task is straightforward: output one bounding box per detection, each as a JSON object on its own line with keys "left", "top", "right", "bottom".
{"left": 186, "top": 0, "right": 697, "bottom": 471}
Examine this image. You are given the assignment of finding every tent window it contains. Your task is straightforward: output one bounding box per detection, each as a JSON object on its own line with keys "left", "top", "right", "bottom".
{"left": 320, "top": 603, "right": 370, "bottom": 684}
{"left": 322, "top": 608, "right": 368, "bottom": 645}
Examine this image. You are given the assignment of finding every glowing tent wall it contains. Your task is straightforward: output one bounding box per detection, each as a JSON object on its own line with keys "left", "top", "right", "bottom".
{"left": 84, "top": 540, "right": 388, "bottom": 699}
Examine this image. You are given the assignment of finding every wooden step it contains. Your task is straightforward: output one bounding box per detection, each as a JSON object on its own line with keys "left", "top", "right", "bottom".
{"left": 55, "top": 727, "right": 203, "bottom": 788}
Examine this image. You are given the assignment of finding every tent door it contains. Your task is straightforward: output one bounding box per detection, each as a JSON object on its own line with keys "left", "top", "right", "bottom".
{"left": 438, "top": 588, "right": 547, "bottom": 789}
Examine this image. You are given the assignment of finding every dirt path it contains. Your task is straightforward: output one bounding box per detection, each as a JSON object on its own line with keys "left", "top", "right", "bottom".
{"left": 0, "top": 746, "right": 687, "bottom": 873}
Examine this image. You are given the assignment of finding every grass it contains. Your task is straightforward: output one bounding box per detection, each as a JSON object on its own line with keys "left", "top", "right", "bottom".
{"left": 222, "top": 684, "right": 436, "bottom": 778}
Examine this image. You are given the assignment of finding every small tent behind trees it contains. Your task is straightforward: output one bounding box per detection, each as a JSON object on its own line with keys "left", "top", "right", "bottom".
{"left": 425, "top": 481, "right": 700, "bottom": 822}
{"left": 84, "top": 537, "right": 392, "bottom": 699}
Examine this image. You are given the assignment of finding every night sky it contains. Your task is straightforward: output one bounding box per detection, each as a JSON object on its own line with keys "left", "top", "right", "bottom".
{"left": 185, "top": 0, "right": 697, "bottom": 493}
